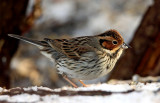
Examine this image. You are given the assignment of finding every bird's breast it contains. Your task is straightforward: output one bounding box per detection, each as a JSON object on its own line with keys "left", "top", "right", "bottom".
{"left": 56, "top": 49, "right": 123, "bottom": 80}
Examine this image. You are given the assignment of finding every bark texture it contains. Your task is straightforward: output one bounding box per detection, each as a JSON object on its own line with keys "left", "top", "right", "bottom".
{"left": 110, "top": 0, "right": 160, "bottom": 80}
{"left": 0, "top": 0, "right": 29, "bottom": 88}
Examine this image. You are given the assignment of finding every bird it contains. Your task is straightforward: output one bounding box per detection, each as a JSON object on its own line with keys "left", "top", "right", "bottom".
{"left": 8, "top": 29, "right": 129, "bottom": 88}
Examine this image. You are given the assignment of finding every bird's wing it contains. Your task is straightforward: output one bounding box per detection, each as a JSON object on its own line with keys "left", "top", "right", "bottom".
{"left": 44, "top": 37, "right": 93, "bottom": 60}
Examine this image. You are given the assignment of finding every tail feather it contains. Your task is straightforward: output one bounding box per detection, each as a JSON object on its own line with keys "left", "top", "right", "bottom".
{"left": 8, "top": 34, "right": 45, "bottom": 48}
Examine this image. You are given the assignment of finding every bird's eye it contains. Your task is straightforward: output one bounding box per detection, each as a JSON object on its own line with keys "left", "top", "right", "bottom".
{"left": 112, "top": 40, "right": 118, "bottom": 45}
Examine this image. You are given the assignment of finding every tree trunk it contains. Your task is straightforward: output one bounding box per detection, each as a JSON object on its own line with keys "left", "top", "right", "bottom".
{"left": 110, "top": 0, "right": 160, "bottom": 80}
{"left": 0, "top": 0, "right": 29, "bottom": 88}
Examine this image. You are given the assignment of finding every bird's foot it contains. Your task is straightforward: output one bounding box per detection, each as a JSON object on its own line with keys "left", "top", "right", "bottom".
{"left": 62, "top": 75, "right": 78, "bottom": 88}
{"left": 79, "top": 80, "right": 89, "bottom": 87}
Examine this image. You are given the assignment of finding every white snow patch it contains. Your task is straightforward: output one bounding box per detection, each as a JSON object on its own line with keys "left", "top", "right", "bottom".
{"left": 8, "top": 94, "right": 40, "bottom": 103}
{"left": 0, "top": 94, "right": 40, "bottom": 102}
{"left": 23, "top": 86, "right": 53, "bottom": 91}
{"left": 0, "top": 87, "right": 4, "bottom": 92}
{"left": 0, "top": 95, "right": 9, "bottom": 101}
{"left": 0, "top": 82, "right": 160, "bottom": 102}
{"left": 23, "top": 86, "right": 38, "bottom": 91}
{"left": 133, "top": 83, "right": 160, "bottom": 91}
{"left": 40, "top": 91, "right": 160, "bottom": 103}
{"left": 54, "top": 83, "right": 132, "bottom": 92}
{"left": 0, "top": 87, "right": 7, "bottom": 92}
{"left": 37, "top": 86, "right": 53, "bottom": 91}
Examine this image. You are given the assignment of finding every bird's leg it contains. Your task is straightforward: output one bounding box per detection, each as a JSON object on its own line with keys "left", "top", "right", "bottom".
{"left": 62, "top": 75, "right": 78, "bottom": 88}
{"left": 79, "top": 80, "right": 88, "bottom": 87}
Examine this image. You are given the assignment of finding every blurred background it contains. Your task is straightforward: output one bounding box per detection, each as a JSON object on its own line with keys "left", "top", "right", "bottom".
{"left": 0, "top": 0, "right": 160, "bottom": 89}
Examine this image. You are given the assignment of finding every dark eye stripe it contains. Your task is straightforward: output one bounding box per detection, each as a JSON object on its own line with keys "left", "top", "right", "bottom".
{"left": 99, "top": 39, "right": 111, "bottom": 49}
{"left": 99, "top": 39, "right": 110, "bottom": 45}
{"left": 99, "top": 39, "right": 117, "bottom": 50}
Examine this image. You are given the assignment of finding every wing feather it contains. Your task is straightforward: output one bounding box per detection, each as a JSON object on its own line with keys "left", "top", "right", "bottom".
{"left": 44, "top": 37, "right": 93, "bottom": 60}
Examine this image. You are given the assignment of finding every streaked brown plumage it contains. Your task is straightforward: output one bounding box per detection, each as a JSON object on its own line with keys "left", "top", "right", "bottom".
{"left": 8, "top": 29, "right": 129, "bottom": 87}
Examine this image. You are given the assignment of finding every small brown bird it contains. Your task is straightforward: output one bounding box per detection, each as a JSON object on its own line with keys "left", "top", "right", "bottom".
{"left": 8, "top": 29, "right": 129, "bottom": 88}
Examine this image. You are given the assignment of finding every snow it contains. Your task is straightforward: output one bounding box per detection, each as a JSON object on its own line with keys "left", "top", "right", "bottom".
{"left": 2, "top": 94, "right": 40, "bottom": 103}
{"left": 23, "top": 86, "right": 53, "bottom": 92}
{"left": 54, "top": 82, "right": 160, "bottom": 92}
{"left": 54, "top": 83, "right": 132, "bottom": 92}
{"left": 0, "top": 87, "right": 7, "bottom": 92}
{"left": 38, "top": 91, "right": 160, "bottom": 103}
{"left": 23, "top": 86, "right": 38, "bottom": 91}
{"left": 0, "top": 82, "right": 160, "bottom": 103}
{"left": 134, "top": 83, "right": 160, "bottom": 91}
{"left": 0, "top": 87, "right": 3, "bottom": 92}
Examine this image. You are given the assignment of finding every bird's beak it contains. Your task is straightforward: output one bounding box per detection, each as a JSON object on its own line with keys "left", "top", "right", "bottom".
{"left": 121, "top": 42, "right": 131, "bottom": 49}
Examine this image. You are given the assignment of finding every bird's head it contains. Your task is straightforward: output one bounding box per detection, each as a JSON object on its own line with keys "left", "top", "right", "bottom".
{"left": 97, "top": 29, "right": 129, "bottom": 54}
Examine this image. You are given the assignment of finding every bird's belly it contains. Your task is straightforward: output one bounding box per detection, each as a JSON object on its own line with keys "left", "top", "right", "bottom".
{"left": 56, "top": 52, "right": 116, "bottom": 80}
{"left": 57, "top": 64, "right": 107, "bottom": 80}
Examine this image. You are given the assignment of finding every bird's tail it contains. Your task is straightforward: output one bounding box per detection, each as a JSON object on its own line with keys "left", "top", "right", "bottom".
{"left": 8, "top": 34, "right": 45, "bottom": 48}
